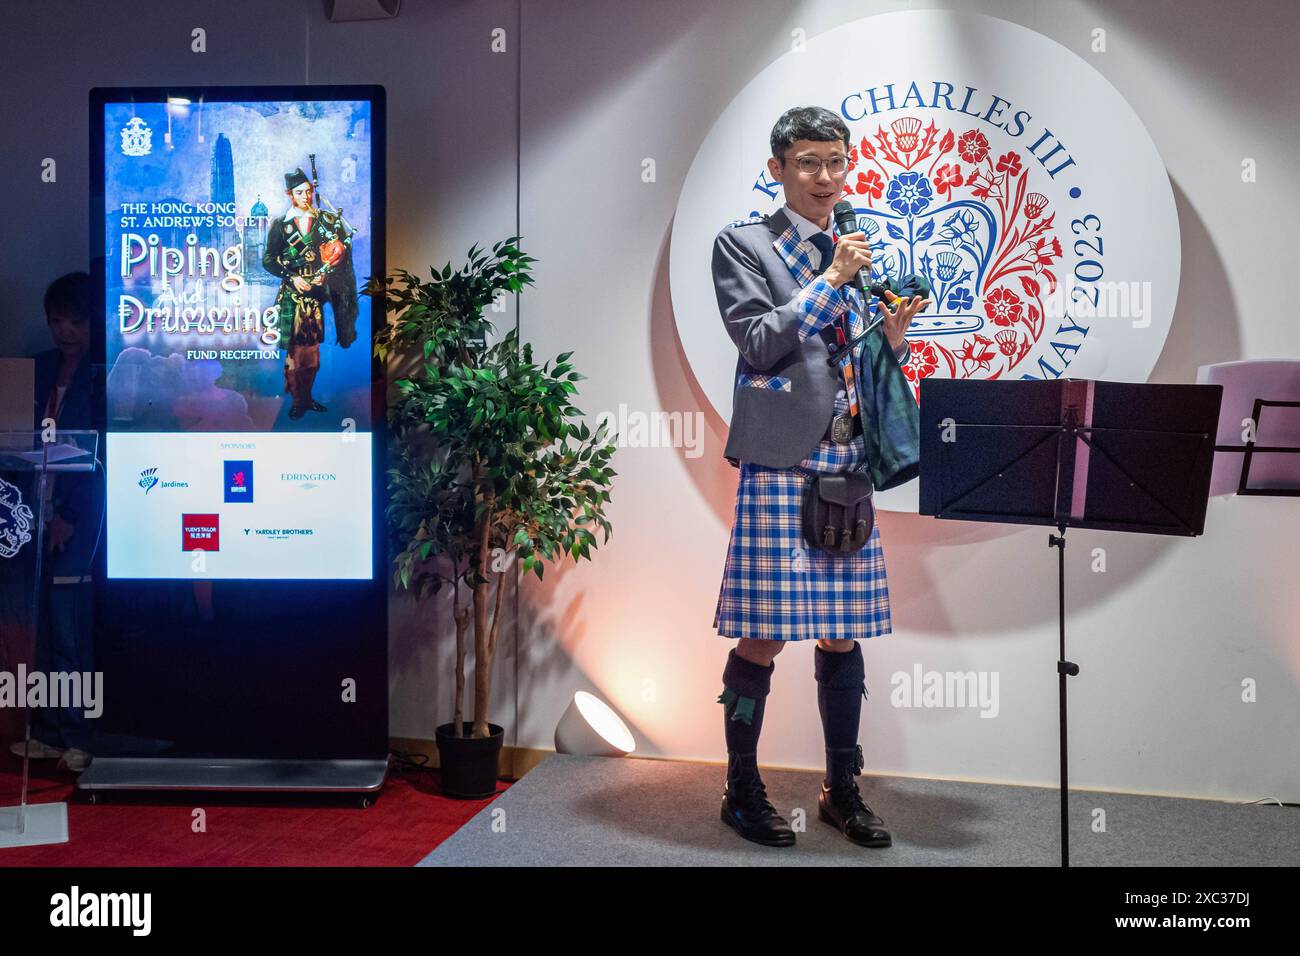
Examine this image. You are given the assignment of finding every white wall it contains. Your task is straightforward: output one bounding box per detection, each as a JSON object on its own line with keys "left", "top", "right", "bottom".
{"left": 3, "top": 0, "right": 1295, "bottom": 801}
{"left": 512, "top": 0, "right": 1300, "bottom": 801}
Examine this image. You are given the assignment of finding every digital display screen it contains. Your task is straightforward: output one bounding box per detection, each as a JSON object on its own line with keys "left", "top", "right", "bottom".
{"left": 98, "top": 95, "right": 376, "bottom": 579}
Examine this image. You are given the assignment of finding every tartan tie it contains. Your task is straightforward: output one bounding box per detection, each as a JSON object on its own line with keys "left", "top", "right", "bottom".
{"left": 807, "top": 231, "right": 861, "bottom": 423}
{"left": 809, "top": 231, "right": 834, "bottom": 275}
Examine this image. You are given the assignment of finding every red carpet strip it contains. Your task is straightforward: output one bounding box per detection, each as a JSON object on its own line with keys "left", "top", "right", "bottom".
{"left": 0, "top": 753, "right": 505, "bottom": 867}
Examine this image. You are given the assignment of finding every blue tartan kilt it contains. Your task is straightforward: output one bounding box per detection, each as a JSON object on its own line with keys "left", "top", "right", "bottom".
{"left": 713, "top": 462, "right": 892, "bottom": 641}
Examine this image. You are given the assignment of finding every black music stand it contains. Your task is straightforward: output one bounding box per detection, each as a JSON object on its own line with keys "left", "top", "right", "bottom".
{"left": 1214, "top": 398, "right": 1300, "bottom": 496}
{"left": 918, "top": 378, "right": 1223, "bottom": 867}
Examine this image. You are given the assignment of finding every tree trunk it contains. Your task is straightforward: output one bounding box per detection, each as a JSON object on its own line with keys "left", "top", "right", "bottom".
{"left": 472, "top": 484, "right": 495, "bottom": 738}
{"left": 452, "top": 578, "right": 469, "bottom": 737}
{"left": 487, "top": 557, "right": 508, "bottom": 658}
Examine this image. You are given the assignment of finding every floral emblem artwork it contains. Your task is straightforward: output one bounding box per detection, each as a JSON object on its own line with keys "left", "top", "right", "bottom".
{"left": 840, "top": 116, "right": 1062, "bottom": 398}
{"left": 669, "top": 11, "right": 1183, "bottom": 494}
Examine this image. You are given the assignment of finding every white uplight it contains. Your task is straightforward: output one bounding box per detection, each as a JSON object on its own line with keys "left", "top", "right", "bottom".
{"left": 554, "top": 691, "right": 635, "bottom": 757}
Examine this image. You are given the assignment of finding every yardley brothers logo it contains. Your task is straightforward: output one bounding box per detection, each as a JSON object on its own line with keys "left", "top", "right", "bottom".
{"left": 669, "top": 11, "right": 1180, "bottom": 508}
{"left": 243, "top": 526, "right": 316, "bottom": 540}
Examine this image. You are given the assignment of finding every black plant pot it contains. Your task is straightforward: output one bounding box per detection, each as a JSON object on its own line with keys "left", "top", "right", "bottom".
{"left": 435, "top": 722, "right": 505, "bottom": 799}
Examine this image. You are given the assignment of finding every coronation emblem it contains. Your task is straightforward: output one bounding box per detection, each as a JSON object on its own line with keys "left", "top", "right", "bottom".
{"left": 835, "top": 115, "right": 1062, "bottom": 398}
{"left": 670, "top": 10, "right": 1181, "bottom": 510}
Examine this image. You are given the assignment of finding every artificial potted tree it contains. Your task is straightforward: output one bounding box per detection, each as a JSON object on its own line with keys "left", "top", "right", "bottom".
{"left": 366, "top": 239, "right": 616, "bottom": 799}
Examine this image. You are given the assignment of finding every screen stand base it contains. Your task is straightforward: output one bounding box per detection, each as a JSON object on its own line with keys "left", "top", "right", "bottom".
{"left": 76, "top": 757, "right": 388, "bottom": 795}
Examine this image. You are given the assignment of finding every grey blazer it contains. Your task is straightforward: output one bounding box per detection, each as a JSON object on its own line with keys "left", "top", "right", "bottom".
{"left": 712, "top": 207, "right": 910, "bottom": 470}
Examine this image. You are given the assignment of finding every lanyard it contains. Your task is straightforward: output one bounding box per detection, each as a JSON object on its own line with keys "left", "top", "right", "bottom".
{"left": 832, "top": 310, "right": 860, "bottom": 419}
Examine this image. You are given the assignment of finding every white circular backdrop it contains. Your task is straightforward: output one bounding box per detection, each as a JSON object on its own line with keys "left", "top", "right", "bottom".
{"left": 670, "top": 11, "right": 1180, "bottom": 512}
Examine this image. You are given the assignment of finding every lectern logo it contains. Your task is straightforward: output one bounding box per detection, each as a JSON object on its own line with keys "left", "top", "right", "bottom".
{"left": 669, "top": 10, "right": 1180, "bottom": 431}
{"left": 0, "top": 478, "right": 34, "bottom": 559}
{"left": 120, "top": 116, "right": 152, "bottom": 157}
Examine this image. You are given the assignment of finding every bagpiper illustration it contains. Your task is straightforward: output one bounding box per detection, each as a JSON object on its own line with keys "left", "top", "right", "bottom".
{"left": 262, "top": 155, "right": 359, "bottom": 420}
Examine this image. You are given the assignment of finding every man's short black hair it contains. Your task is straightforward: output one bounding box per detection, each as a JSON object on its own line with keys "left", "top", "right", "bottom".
{"left": 43, "top": 271, "right": 92, "bottom": 322}
{"left": 770, "top": 106, "right": 850, "bottom": 163}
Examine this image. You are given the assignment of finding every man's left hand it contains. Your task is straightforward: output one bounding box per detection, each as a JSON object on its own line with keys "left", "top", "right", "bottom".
{"left": 880, "top": 295, "right": 931, "bottom": 352}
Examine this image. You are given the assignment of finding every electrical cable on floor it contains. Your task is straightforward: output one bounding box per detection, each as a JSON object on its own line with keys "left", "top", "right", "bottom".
{"left": 1242, "top": 796, "right": 1292, "bottom": 807}
{"left": 388, "top": 749, "right": 438, "bottom": 781}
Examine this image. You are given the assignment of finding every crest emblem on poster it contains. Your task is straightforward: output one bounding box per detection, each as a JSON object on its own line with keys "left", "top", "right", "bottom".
{"left": 120, "top": 116, "right": 153, "bottom": 157}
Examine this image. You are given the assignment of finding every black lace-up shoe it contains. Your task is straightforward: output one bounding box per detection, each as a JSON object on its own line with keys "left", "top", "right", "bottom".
{"left": 817, "top": 745, "right": 891, "bottom": 848}
{"left": 720, "top": 752, "right": 795, "bottom": 847}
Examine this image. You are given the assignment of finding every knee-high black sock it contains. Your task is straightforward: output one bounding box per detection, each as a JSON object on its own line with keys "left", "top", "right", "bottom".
{"left": 814, "top": 643, "right": 866, "bottom": 786}
{"left": 718, "top": 648, "right": 775, "bottom": 757}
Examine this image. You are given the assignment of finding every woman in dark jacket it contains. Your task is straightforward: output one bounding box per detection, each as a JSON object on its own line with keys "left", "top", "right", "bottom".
{"left": 15, "top": 271, "right": 102, "bottom": 772}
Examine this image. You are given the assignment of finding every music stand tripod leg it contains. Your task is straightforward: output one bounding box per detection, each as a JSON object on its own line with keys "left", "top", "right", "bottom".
{"left": 1048, "top": 526, "right": 1081, "bottom": 868}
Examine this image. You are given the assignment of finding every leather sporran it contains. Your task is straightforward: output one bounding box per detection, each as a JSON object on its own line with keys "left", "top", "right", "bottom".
{"left": 801, "top": 470, "right": 875, "bottom": 556}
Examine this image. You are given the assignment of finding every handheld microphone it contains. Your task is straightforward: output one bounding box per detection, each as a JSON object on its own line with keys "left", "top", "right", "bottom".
{"left": 832, "top": 200, "right": 925, "bottom": 308}
{"left": 827, "top": 201, "right": 933, "bottom": 365}
{"left": 832, "top": 201, "right": 871, "bottom": 295}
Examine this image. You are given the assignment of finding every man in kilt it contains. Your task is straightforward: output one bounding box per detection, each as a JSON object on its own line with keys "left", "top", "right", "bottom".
{"left": 711, "top": 106, "right": 929, "bottom": 848}
{"left": 263, "top": 167, "right": 357, "bottom": 421}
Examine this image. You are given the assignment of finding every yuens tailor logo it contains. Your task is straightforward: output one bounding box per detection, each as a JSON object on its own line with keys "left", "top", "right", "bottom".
{"left": 669, "top": 10, "right": 1181, "bottom": 470}
{"left": 181, "top": 513, "right": 219, "bottom": 552}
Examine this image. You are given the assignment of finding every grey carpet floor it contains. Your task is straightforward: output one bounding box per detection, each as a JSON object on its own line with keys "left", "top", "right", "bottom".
{"left": 419, "top": 754, "right": 1297, "bottom": 867}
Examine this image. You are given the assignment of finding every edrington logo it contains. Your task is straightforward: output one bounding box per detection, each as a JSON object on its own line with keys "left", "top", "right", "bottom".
{"left": 50, "top": 886, "right": 151, "bottom": 936}
{"left": 670, "top": 10, "right": 1180, "bottom": 416}
{"left": 280, "top": 471, "right": 337, "bottom": 490}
